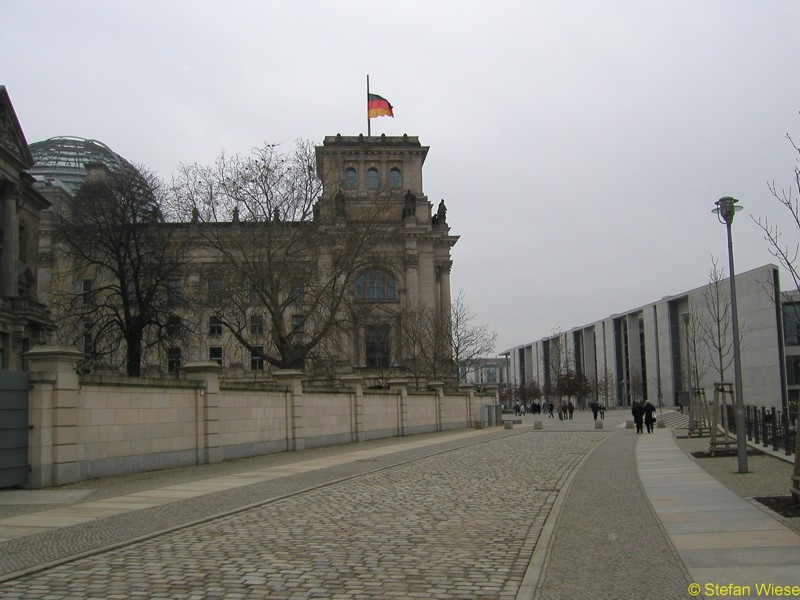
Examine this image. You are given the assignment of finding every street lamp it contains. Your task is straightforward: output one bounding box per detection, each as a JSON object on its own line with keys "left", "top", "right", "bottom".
{"left": 712, "top": 196, "right": 748, "bottom": 473}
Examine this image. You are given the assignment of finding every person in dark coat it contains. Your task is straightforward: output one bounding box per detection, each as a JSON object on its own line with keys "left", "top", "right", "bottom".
{"left": 631, "top": 401, "right": 645, "bottom": 434}
{"left": 590, "top": 401, "right": 599, "bottom": 421}
{"left": 643, "top": 400, "right": 657, "bottom": 433}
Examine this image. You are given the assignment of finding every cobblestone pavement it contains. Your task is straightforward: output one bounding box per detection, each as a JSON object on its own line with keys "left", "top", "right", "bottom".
{"left": 2, "top": 411, "right": 796, "bottom": 599}
{"left": 0, "top": 429, "right": 607, "bottom": 599}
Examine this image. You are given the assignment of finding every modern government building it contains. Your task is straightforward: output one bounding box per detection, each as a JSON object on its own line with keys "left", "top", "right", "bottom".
{"left": 501, "top": 263, "right": 798, "bottom": 416}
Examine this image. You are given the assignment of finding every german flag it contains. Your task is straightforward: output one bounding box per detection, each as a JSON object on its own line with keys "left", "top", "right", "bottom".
{"left": 367, "top": 93, "right": 394, "bottom": 119}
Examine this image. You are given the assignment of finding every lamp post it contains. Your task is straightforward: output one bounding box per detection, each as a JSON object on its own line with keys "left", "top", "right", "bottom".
{"left": 712, "top": 196, "right": 748, "bottom": 473}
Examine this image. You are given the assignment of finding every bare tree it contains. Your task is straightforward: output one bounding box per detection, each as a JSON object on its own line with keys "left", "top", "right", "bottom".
{"left": 696, "top": 258, "right": 735, "bottom": 383}
{"left": 50, "top": 164, "right": 185, "bottom": 376}
{"left": 596, "top": 368, "right": 615, "bottom": 408}
{"left": 754, "top": 125, "right": 800, "bottom": 503}
{"left": 169, "top": 140, "right": 393, "bottom": 371}
{"left": 450, "top": 290, "right": 497, "bottom": 385}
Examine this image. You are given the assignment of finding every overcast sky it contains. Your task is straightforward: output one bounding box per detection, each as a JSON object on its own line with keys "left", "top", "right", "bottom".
{"left": 4, "top": 1, "right": 800, "bottom": 354}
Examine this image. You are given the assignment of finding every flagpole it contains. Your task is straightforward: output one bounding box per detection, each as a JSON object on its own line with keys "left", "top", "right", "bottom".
{"left": 366, "top": 74, "right": 371, "bottom": 137}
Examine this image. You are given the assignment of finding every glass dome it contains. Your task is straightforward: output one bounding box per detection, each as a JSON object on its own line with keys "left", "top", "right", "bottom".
{"left": 28, "top": 136, "right": 136, "bottom": 196}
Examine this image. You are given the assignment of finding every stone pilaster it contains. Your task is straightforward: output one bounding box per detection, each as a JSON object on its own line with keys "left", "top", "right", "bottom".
{"left": 182, "top": 360, "right": 223, "bottom": 464}
{"left": 388, "top": 377, "right": 409, "bottom": 436}
{"left": 1, "top": 181, "right": 18, "bottom": 297}
{"left": 341, "top": 374, "right": 364, "bottom": 442}
{"left": 274, "top": 369, "right": 305, "bottom": 451}
{"left": 428, "top": 381, "right": 445, "bottom": 432}
{"left": 25, "top": 345, "right": 83, "bottom": 487}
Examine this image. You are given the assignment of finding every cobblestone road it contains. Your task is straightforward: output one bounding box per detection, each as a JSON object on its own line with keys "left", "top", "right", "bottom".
{"left": 0, "top": 431, "right": 604, "bottom": 599}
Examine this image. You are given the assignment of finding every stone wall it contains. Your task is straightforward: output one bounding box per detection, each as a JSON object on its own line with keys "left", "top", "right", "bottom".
{"left": 25, "top": 345, "right": 494, "bottom": 488}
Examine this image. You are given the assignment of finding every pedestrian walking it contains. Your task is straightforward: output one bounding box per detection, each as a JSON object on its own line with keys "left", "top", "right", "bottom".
{"left": 590, "top": 401, "right": 599, "bottom": 421}
{"left": 556, "top": 400, "right": 564, "bottom": 421}
{"left": 567, "top": 401, "right": 574, "bottom": 420}
{"left": 631, "top": 401, "right": 645, "bottom": 434}
{"left": 643, "top": 400, "right": 656, "bottom": 433}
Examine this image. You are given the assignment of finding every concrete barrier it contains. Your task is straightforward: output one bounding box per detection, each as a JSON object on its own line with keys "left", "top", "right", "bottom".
{"left": 504, "top": 422, "right": 513, "bottom": 430}
{"left": 626, "top": 420, "right": 634, "bottom": 429}
{"left": 595, "top": 421, "right": 603, "bottom": 429}
{"left": 534, "top": 420, "right": 543, "bottom": 430}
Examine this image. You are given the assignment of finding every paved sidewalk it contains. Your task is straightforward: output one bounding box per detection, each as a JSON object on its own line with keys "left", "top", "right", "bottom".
{"left": 638, "top": 430, "right": 800, "bottom": 598}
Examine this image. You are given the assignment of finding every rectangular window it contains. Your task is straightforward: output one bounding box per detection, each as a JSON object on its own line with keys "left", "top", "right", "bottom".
{"left": 82, "top": 279, "right": 94, "bottom": 307}
{"left": 167, "top": 316, "right": 182, "bottom": 337}
{"left": 168, "top": 348, "right": 182, "bottom": 374}
{"left": 250, "top": 314, "right": 264, "bottom": 336}
{"left": 83, "top": 332, "right": 94, "bottom": 358}
{"left": 365, "top": 324, "right": 390, "bottom": 368}
{"left": 209, "top": 346, "right": 223, "bottom": 366}
{"left": 208, "top": 277, "right": 224, "bottom": 305}
{"left": 290, "top": 279, "right": 306, "bottom": 305}
{"left": 784, "top": 304, "right": 800, "bottom": 346}
{"left": 167, "top": 279, "right": 182, "bottom": 306}
{"left": 786, "top": 356, "right": 800, "bottom": 386}
{"left": 126, "top": 280, "right": 136, "bottom": 303}
{"left": 251, "top": 346, "right": 265, "bottom": 371}
{"left": 209, "top": 316, "right": 223, "bottom": 336}
{"left": 249, "top": 283, "right": 260, "bottom": 305}
{"left": 291, "top": 314, "right": 305, "bottom": 334}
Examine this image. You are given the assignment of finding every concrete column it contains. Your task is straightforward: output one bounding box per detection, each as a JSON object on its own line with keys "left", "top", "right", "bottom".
{"left": 1, "top": 182, "right": 19, "bottom": 297}
{"left": 274, "top": 369, "right": 305, "bottom": 451}
{"left": 341, "top": 374, "right": 364, "bottom": 443}
{"left": 25, "top": 345, "right": 83, "bottom": 488}
{"left": 182, "top": 361, "right": 224, "bottom": 464}
{"left": 388, "top": 378, "right": 409, "bottom": 436}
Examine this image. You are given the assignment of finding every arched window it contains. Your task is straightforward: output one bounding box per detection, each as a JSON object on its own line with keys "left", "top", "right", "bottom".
{"left": 343, "top": 168, "right": 357, "bottom": 190}
{"left": 366, "top": 167, "right": 379, "bottom": 190}
{"left": 356, "top": 269, "right": 396, "bottom": 300}
{"left": 388, "top": 167, "right": 402, "bottom": 189}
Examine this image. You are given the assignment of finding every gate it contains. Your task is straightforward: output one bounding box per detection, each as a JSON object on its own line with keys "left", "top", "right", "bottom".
{"left": 0, "top": 370, "right": 29, "bottom": 488}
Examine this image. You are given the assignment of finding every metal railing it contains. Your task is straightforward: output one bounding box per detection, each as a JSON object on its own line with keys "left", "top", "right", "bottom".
{"left": 725, "top": 405, "right": 797, "bottom": 457}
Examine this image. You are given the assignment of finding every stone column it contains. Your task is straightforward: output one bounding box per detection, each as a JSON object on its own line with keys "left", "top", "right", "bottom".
{"left": 404, "top": 252, "right": 419, "bottom": 306}
{"left": 1, "top": 182, "right": 19, "bottom": 297}
{"left": 26, "top": 345, "right": 84, "bottom": 488}
{"left": 388, "top": 378, "right": 409, "bottom": 436}
{"left": 182, "top": 361, "right": 224, "bottom": 464}
{"left": 341, "top": 374, "right": 364, "bottom": 443}
{"left": 437, "top": 260, "right": 453, "bottom": 317}
{"left": 274, "top": 369, "right": 305, "bottom": 451}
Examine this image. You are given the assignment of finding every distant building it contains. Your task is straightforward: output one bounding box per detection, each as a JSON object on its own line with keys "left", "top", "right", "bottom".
{"left": 0, "top": 86, "right": 51, "bottom": 370}
{"left": 460, "top": 356, "right": 509, "bottom": 388}
{"left": 503, "top": 264, "right": 795, "bottom": 415}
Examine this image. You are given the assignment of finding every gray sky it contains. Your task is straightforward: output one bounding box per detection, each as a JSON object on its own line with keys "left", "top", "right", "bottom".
{"left": 4, "top": 1, "right": 800, "bottom": 353}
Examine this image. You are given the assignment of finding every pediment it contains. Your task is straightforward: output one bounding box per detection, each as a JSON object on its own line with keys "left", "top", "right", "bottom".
{"left": 0, "top": 86, "right": 35, "bottom": 172}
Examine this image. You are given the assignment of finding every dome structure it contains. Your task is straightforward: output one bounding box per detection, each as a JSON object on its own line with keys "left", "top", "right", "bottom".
{"left": 28, "top": 136, "right": 136, "bottom": 196}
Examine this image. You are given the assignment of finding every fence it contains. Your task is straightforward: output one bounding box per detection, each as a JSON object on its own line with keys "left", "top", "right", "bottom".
{"left": 724, "top": 404, "right": 798, "bottom": 457}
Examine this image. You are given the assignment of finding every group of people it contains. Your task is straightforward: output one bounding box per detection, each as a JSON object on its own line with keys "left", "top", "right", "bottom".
{"left": 589, "top": 401, "right": 606, "bottom": 421}
{"left": 631, "top": 400, "right": 657, "bottom": 433}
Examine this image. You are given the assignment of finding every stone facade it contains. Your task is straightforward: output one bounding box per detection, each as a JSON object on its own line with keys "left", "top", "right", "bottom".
{"left": 0, "top": 86, "right": 51, "bottom": 370}
{"left": 36, "top": 134, "right": 459, "bottom": 383}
